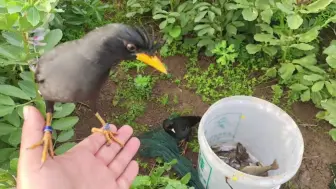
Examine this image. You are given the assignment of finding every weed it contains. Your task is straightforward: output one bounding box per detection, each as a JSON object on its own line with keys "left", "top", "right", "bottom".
{"left": 158, "top": 93, "right": 169, "bottom": 106}
{"left": 271, "top": 84, "right": 284, "bottom": 105}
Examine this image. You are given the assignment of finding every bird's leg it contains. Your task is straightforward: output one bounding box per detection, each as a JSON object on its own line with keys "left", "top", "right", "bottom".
{"left": 89, "top": 101, "right": 124, "bottom": 147}
{"left": 27, "top": 101, "right": 55, "bottom": 163}
{"left": 179, "top": 139, "right": 188, "bottom": 155}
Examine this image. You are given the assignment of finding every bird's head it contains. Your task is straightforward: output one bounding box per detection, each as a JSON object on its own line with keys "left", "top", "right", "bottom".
{"left": 102, "top": 24, "right": 167, "bottom": 74}
{"left": 162, "top": 119, "right": 174, "bottom": 131}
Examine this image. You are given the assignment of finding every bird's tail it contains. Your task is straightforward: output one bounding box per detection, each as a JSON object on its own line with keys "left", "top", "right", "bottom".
{"left": 182, "top": 116, "right": 202, "bottom": 127}
{"left": 270, "top": 159, "right": 279, "bottom": 170}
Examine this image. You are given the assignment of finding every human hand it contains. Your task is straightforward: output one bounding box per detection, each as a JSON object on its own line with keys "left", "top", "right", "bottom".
{"left": 17, "top": 106, "right": 140, "bottom": 189}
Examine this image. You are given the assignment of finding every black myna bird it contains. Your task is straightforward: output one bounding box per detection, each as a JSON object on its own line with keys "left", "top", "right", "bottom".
{"left": 162, "top": 116, "right": 202, "bottom": 155}
{"left": 28, "top": 23, "right": 168, "bottom": 163}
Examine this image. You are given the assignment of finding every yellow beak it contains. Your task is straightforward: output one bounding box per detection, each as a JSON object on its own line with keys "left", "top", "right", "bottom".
{"left": 136, "top": 53, "right": 168, "bottom": 74}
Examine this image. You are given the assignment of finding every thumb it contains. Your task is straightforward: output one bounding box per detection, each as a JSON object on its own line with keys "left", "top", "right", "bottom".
{"left": 19, "top": 105, "right": 45, "bottom": 167}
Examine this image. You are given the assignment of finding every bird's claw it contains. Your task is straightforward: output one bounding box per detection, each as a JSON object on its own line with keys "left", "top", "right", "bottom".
{"left": 179, "top": 140, "right": 188, "bottom": 155}
{"left": 91, "top": 124, "right": 124, "bottom": 147}
{"left": 27, "top": 126, "right": 54, "bottom": 163}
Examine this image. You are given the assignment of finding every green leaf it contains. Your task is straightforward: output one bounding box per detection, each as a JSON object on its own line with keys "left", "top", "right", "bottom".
{"left": 0, "top": 85, "right": 30, "bottom": 100}
{"left": 53, "top": 103, "right": 76, "bottom": 118}
{"left": 56, "top": 129, "right": 74, "bottom": 142}
{"left": 168, "top": 25, "right": 181, "bottom": 38}
{"left": 246, "top": 44, "right": 262, "bottom": 54}
{"left": 0, "top": 148, "right": 15, "bottom": 163}
{"left": 287, "top": 14, "right": 303, "bottom": 30}
{"left": 8, "top": 128, "right": 21, "bottom": 147}
{"left": 27, "top": 6, "right": 40, "bottom": 26}
{"left": 260, "top": 9, "right": 273, "bottom": 24}
{"left": 167, "top": 17, "right": 176, "bottom": 23}
{"left": 18, "top": 80, "right": 36, "bottom": 98}
{"left": 254, "top": 33, "right": 274, "bottom": 42}
{"left": 262, "top": 46, "right": 277, "bottom": 56}
{"left": 265, "top": 67, "right": 277, "bottom": 78}
{"left": 197, "top": 38, "right": 215, "bottom": 47}
{"left": 6, "top": 1, "right": 23, "bottom": 13}
{"left": 276, "top": 2, "right": 294, "bottom": 14}
{"left": 52, "top": 116, "right": 79, "bottom": 130}
{"left": 290, "top": 43, "right": 314, "bottom": 51}
{"left": 0, "top": 44, "right": 21, "bottom": 60}
{"left": 208, "top": 11, "right": 215, "bottom": 22}
{"left": 2, "top": 31, "right": 23, "bottom": 47}
{"left": 292, "top": 54, "right": 317, "bottom": 65}
{"left": 5, "top": 110, "right": 20, "bottom": 127}
{"left": 19, "top": 16, "right": 34, "bottom": 31}
{"left": 195, "top": 11, "right": 207, "bottom": 22}
{"left": 194, "top": 24, "right": 210, "bottom": 31}
{"left": 0, "top": 122, "right": 16, "bottom": 136}
{"left": 0, "top": 94, "right": 14, "bottom": 106}
{"left": 298, "top": 27, "right": 319, "bottom": 43}
{"left": 300, "top": 89, "right": 310, "bottom": 102}
{"left": 257, "top": 23, "right": 273, "bottom": 34}
{"left": 226, "top": 24, "right": 237, "bottom": 35}
{"left": 180, "top": 172, "right": 191, "bottom": 185}
{"left": 159, "top": 20, "right": 167, "bottom": 29}
{"left": 290, "top": 83, "right": 308, "bottom": 91}
{"left": 303, "top": 74, "right": 324, "bottom": 81}
{"left": 55, "top": 142, "right": 76, "bottom": 155}
{"left": 153, "top": 14, "right": 167, "bottom": 19}
{"left": 316, "top": 111, "right": 326, "bottom": 119}
{"left": 325, "top": 81, "right": 336, "bottom": 96}
{"left": 278, "top": 63, "right": 295, "bottom": 80}
{"left": 41, "top": 29, "right": 63, "bottom": 53}
{"left": 9, "top": 158, "right": 18, "bottom": 171}
{"left": 0, "top": 13, "right": 19, "bottom": 30}
{"left": 329, "top": 129, "right": 336, "bottom": 141}
{"left": 326, "top": 55, "right": 336, "bottom": 68}
{"left": 242, "top": 8, "right": 258, "bottom": 21}
{"left": 311, "top": 81, "right": 325, "bottom": 92}
{"left": 323, "top": 42, "right": 336, "bottom": 55}
{"left": 0, "top": 105, "right": 14, "bottom": 117}
{"left": 19, "top": 71, "right": 34, "bottom": 82}
{"left": 301, "top": 0, "right": 333, "bottom": 13}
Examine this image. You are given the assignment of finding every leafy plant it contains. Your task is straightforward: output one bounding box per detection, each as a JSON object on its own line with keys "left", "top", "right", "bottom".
{"left": 131, "top": 159, "right": 193, "bottom": 189}
{"left": 212, "top": 40, "right": 238, "bottom": 67}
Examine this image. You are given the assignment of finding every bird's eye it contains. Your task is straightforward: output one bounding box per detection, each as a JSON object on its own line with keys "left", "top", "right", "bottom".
{"left": 126, "top": 44, "right": 137, "bottom": 52}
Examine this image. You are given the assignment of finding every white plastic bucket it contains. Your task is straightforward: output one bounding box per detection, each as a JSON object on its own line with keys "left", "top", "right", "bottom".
{"left": 197, "top": 96, "right": 304, "bottom": 189}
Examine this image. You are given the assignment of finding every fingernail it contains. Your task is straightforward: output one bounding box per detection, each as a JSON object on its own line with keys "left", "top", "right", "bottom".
{"left": 23, "top": 106, "right": 30, "bottom": 121}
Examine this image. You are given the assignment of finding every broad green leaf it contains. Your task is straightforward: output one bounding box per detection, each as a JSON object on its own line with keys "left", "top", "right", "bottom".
{"left": 159, "top": 20, "right": 167, "bottom": 29}
{"left": 276, "top": 2, "right": 294, "bottom": 14}
{"left": 169, "top": 12, "right": 180, "bottom": 17}
{"left": 304, "top": 65, "right": 325, "bottom": 74}
{"left": 197, "top": 38, "right": 215, "bottom": 47}
{"left": 52, "top": 116, "right": 79, "bottom": 130}
{"left": 325, "top": 81, "right": 336, "bottom": 96}
{"left": 27, "top": 6, "right": 40, "bottom": 26}
{"left": 254, "top": 33, "right": 274, "bottom": 42}
{"left": 2, "top": 31, "right": 23, "bottom": 47}
{"left": 0, "top": 94, "right": 14, "bottom": 106}
{"left": 329, "top": 129, "right": 336, "bottom": 141}
{"left": 5, "top": 110, "right": 20, "bottom": 127}
{"left": 0, "top": 105, "right": 14, "bottom": 117}
{"left": 208, "top": 11, "right": 215, "bottom": 22}
{"left": 55, "top": 142, "right": 76, "bottom": 155}
{"left": 0, "top": 44, "right": 22, "bottom": 60}
{"left": 232, "top": 21, "right": 244, "bottom": 27}
{"left": 311, "top": 81, "right": 325, "bottom": 92}
{"left": 290, "top": 43, "right": 314, "bottom": 51}
{"left": 166, "top": 17, "right": 175, "bottom": 23}
{"left": 56, "top": 129, "right": 74, "bottom": 142}
{"left": 298, "top": 27, "right": 319, "bottom": 43}
{"left": 210, "top": 6, "right": 221, "bottom": 15}
{"left": 53, "top": 103, "right": 76, "bottom": 118}
{"left": 242, "top": 8, "right": 258, "bottom": 21}
{"left": 260, "top": 9, "right": 273, "bottom": 24}
{"left": 290, "top": 83, "right": 308, "bottom": 91}
{"left": 278, "top": 63, "right": 295, "bottom": 80}
{"left": 180, "top": 172, "right": 191, "bottom": 185}
{"left": 292, "top": 54, "right": 317, "bottom": 65}
{"left": 0, "top": 85, "right": 30, "bottom": 100}
{"left": 321, "top": 99, "right": 336, "bottom": 113}
{"left": 326, "top": 55, "right": 336, "bottom": 68}
{"left": 226, "top": 24, "right": 237, "bottom": 35}
{"left": 257, "top": 23, "right": 273, "bottom": 34}
{"left": 6, "top": 1, "right": 23, "bottom": 13}
{"left": 316, "top": 111, "right": 327, "bottom": 119}
{"left": 34, "top": 99, "right": 46, "bottom": 117}
{"left": 303, "top": 74, "right": 324, "bottom": 81}
{"left": 8, "top": 128, "right": 22, "bottom": 146}
{"left": 0, "top": 148, "right": 15, "bottom": 163}
{"left": 18, "top": 80, "right": 36, "bottom": 98}
{"left": 300, "top": 89, "right": 310, "bottom": 102}
{"left": 195, "top": 11, "right": 207, "bottom": 22}
{"left": 265, "top": 67, "right": 277, "bottom": 78}
{"left": 255, "top": 0, "right": 270, "bottom": 10}
{"left": 311, "top": 91, "right": 322, "bottom": 106}
{"left": 323, "top": 42, "right": 336, "bottom": 55}
{"left": 287, "top": 14, "right": 303, "bottom": 30}
{"left": 9, "top": 158, "right": 18, "bottom": 171}
{"left": 168, "top": 25, "right": 181, "bottom": 38}
{"left": 125, "top": 12, "right": 136, "bottom": 18}
{"left": 262, "top": 46, "right": 277, "bottom": 56}
{"left": 0, "top": 122, "right": 16, "bottom": 136}
{"left": 0, "top": 13, "right": 19, "bottom": 30}
{"left": 131, "top": 176, "right": 151, "bottom": 187}
{"left": 19, "top": 71, "right": 34, "bottom": 82}
{"left": 19, "top": 16, "right": 34, "bottom": 31}
{"left": 153, "top": 14, "right": 167, "bottom": 19}
{"left": 300, "top": 0, "right": 333, "bottom": 13}
{"left": 246, "top": 44, "right": 262, "bottom": 54}
{"left": 41, "top": 29, "right": 63, "bottom": 52}
{"left": 194, "top": 24, "right": 210, "bottom": 31}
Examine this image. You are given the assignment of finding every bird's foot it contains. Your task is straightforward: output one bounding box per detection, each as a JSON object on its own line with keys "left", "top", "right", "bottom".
{"left": 91, "top": 124, "right": 124, "bottom": 147}
{"left": 179, "top": 140, "right": 188, "bottom": 155}
{"left": 27, "top": 126, "right": 54, "bottom": 163}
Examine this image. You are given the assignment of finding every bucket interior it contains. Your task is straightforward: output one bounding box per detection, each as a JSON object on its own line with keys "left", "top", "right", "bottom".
{"left": 202, "top": 97, "right": 303, "bottom": 177}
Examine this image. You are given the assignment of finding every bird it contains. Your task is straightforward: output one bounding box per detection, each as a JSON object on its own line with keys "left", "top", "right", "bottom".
{"left": 27, "top": 23, "right": 168, "bottom": 163}
{"left": 162, "top": 116, "right": 202, "bottom": 155}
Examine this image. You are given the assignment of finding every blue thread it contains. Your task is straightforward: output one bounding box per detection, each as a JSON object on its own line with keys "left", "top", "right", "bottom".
{"left": 103, "top": 123, "right": 110, "bottom": 130}
{"left": 43, "top": 126, "right": 53, "bottom": 132}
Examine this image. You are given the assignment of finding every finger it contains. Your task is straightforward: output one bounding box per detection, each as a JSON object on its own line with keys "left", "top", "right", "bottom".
{"left": 117, "top": 160, "right": 139, "bottom": 189}
{"left": 95, "top": 125, "right": 133, "bottom": 165}
{"left": 108, "top": 137, "right": 140, "bottom": 177}
{"left": 73, "top": 124, "right": 117, "bottom": 154}
{"left": 19, "top": 106, "right": 45, "bottom": 167}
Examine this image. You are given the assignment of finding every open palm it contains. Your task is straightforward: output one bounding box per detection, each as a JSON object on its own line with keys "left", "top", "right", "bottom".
{"left": 17, "top": 106, "right": 140, "bottom": 189}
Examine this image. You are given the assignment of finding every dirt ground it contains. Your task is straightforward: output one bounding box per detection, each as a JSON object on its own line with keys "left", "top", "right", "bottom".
{"left": 74, "top": 55, "right": 336, "bottom": 189}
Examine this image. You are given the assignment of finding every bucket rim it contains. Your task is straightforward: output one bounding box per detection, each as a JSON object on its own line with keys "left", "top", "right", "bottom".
{"left": 197, "top": 95, "right": 304, "bottom": 187}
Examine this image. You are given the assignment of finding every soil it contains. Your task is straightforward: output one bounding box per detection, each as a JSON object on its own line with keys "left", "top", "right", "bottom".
{"left": 73, "top": 55, "right": 336, "bottom": 189}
